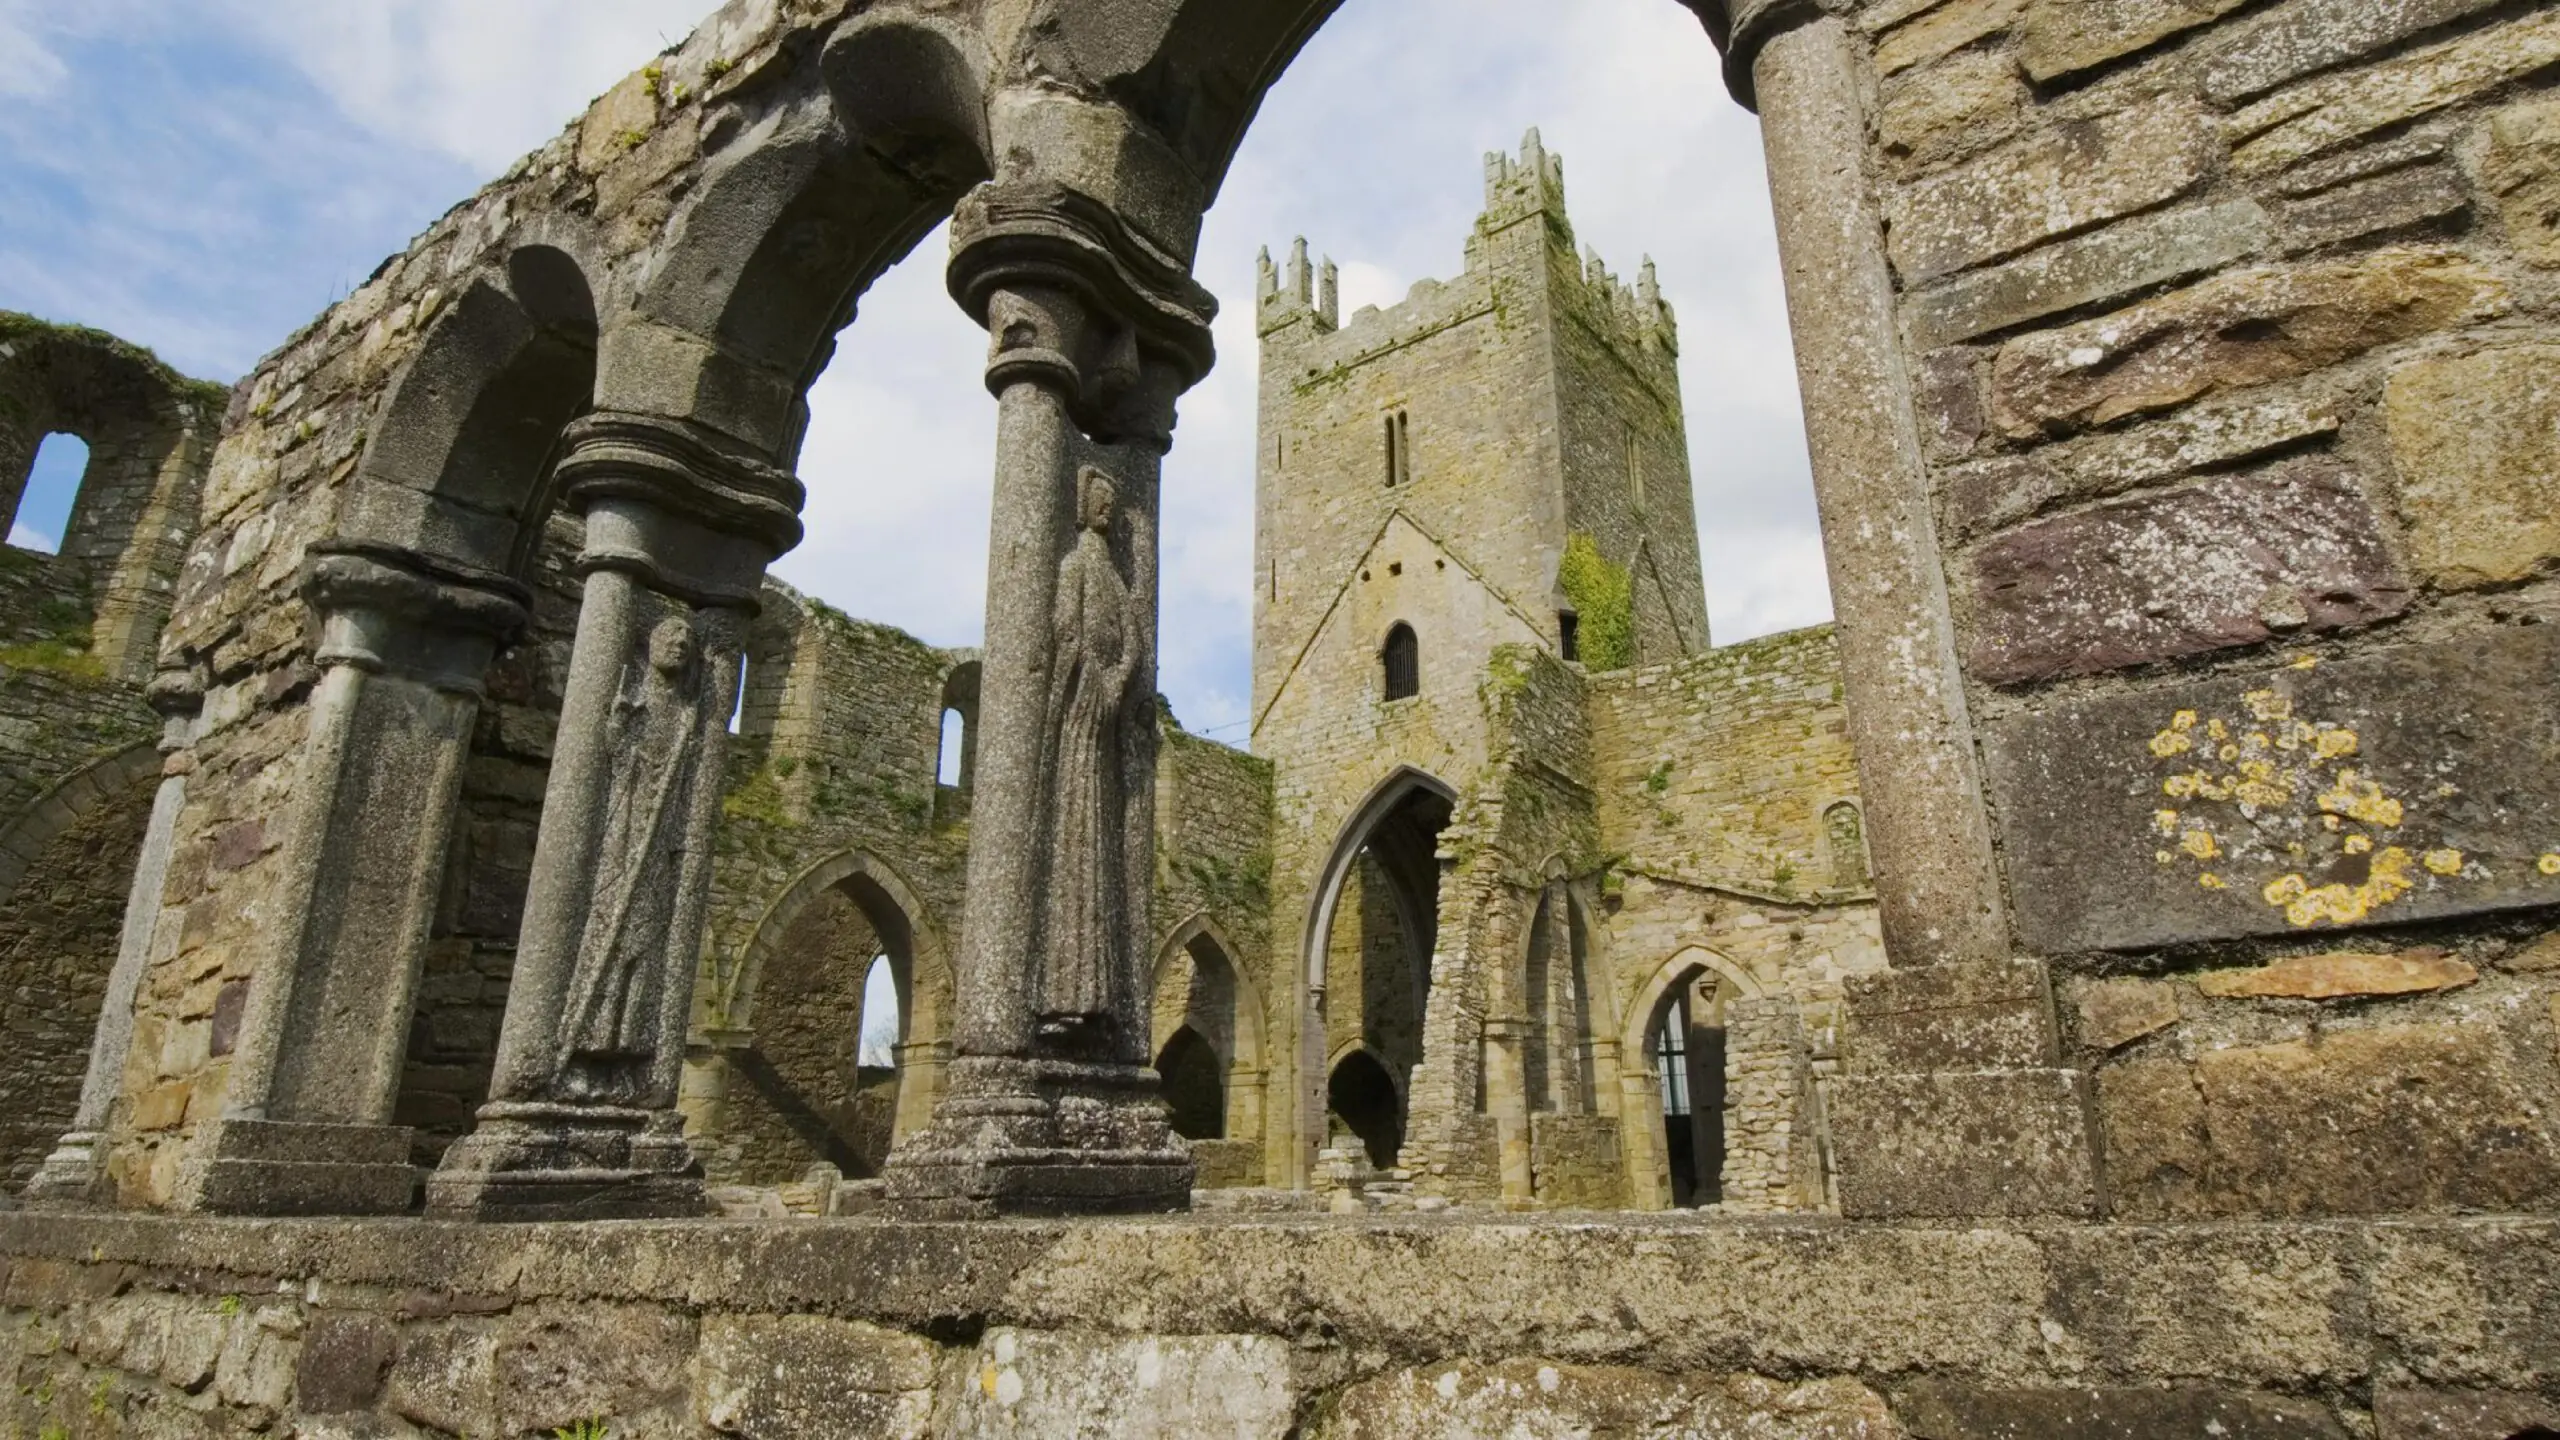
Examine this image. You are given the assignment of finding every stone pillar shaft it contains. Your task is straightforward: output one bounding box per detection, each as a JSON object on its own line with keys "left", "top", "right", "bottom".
{"left": 430, "top": 413, "right": 800, "bottom": 1221}
{"left": 882, "top": 177, "right": 1214, "bottom": 1217}
{"left": 1750, "top": 14, "right": 2008, "bottom": 969}
{"left": 189, "top": 547, "right": 527, "bottom": 1215}
{"left": 23, "top": 670, "right": 202, "bottom": 1205}
{"left": 1484, "top": 1016, "right": 1535, "bottom": 1209}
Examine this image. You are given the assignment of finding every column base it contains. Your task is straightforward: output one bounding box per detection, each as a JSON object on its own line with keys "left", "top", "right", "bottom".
{"left": 881, "top": 1055, "right": 1193, "bottom": 1218}
{"left": 21, "top": 1132, "right": 109, "bottom": 1207}
{"left": 426, "top": 1102, "right": 707, "bottom": 1222}
{"left": 192, "top": 1119, "right": 419, "bottom": 1216}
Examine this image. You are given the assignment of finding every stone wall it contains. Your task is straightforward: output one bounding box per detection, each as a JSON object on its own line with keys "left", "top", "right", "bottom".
{"left": 0, "top": 1209, "right": 2552, "bottom": 1438}
{"left": 1845, "top": 0, "right": 2560, "bottom": 1225}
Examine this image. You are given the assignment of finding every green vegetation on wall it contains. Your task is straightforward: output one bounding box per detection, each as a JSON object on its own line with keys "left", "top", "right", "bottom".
{"left": 1557, "top": 532, "right": 1633, "bottom": 671}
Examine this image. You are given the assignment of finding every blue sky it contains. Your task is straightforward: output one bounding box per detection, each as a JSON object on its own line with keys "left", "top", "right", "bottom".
{"left": 0, "top": 0, "right": 1827, "bottom": 742}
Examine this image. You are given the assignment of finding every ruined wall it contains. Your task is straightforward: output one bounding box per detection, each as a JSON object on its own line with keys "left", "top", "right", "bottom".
{"left": 1856, "top": 0, "right": 2560, "bottom": 1222}
{"left": 1, "top": 1209, "right": 2552, "bottom": 1438}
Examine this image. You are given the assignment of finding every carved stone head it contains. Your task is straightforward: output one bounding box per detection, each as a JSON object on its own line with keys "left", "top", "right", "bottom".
{"left": 1077, "top": 467, "right": 1117, "bottom": 534}
{"left": 647, "top": 616, "right": 697, "bottom": 677}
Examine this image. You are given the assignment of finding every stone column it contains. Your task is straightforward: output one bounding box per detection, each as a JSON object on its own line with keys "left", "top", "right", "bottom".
{"left": 188, "top": 546, "right": 528, "bottom": 1215}
{"left": 1736, "top": 4, "right": 2009, "bottom": 970}
{"left": 430, "top": 412, "right": 803, "bottom": 1220}
{"left": 22, "top": 668, "right": 203, "bottom": 1205}
{"left": 1482, "top": 1016, "right": 1536, "bottom": 1209}
{"left": 882, "top": 180, "right": 1216, "bottom": 1216}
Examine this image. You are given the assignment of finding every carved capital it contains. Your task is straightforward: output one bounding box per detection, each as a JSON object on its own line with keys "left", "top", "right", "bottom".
{"left": 1699, "top": 0, "right": 1835, "bottom": 108}
{"left": 555, "top": 412, "right": 807, "bottom": 557}
{"left": 301, "top": 543, "right": 534, "bottom": 693}
{"left": 948, "top": 181, "right": 1217, "bottom": 448}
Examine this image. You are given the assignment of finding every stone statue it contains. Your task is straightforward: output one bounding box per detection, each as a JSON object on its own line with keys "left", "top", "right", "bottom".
{"left": 559, "top": 613, "right": 707, "bottom": 1099}
{"left": 1037, "top": 466, "right": 1143, "bottom": 1049}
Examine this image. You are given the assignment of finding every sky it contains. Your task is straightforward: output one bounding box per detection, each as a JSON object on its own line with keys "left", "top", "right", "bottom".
{"left": 0, "top": 0, "right": 1827, "bottom": 744}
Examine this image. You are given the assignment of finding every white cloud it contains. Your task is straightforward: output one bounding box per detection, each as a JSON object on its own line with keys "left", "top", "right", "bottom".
{"left": 213, "top": 0, "right": 709, "bottom": 170}
{"left": 0, "top": 7, "right": 69, "bottom": 100}
{"left": 5, "top": 524, "right": 58, "bottom": 555}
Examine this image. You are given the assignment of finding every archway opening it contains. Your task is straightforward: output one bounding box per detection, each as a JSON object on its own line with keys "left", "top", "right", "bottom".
{"left": 1381, "top": 622, "right": 1420, "bottom": 702}
{"left": 1648, "top": 968, "right": 1726, "bottom": 1208}
{"left": 1313, "top": 774, "right": 1454, "bottom": 1173}
{"left": 1328, "top": 1048, "right": 1402, "bottom": 1169}
{"left": 0, "top": 758, "right": 158, "bottom": 1189}
{"left": 724, "top": 873, "right": 920, "bottom": 1183}
{"left": 1523, "top": 883, "right": 1603, "bottom": 1115}
{"left": 1157, "top": 1026, "right": 1226, "bottom": 1141}
{"left": 8, "top": 433, "right": 87, "bottom": 554}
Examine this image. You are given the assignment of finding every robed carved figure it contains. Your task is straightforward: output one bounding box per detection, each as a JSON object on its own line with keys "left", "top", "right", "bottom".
{"left": 559, "top": 613, "right": 708, "bottom": 1099}
{"left": 1037, "top": 467, "right": 1143, "bottom": 1049}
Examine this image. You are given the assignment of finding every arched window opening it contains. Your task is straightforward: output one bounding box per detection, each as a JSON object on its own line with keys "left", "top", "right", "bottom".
{"left": 1382, "top": 408, "right": 1412, "bottom": 487}
{"left": 1825, "top": 801, "right": 1867, "bottom": 888}
{"left": 8, "top": 433, "right": 88, "bottom": 555}
{"left": 1651, "top": 974, "right": 1726, "bottom": 1208}
{"left": 726, "top": 653, "right": 750, "bottom": 733}
{"left": 1156, "top": 1026, "right": 1226, "bottom": 1140}
{"left": 1328, "top": 1049, "right": 1402, "bottom": 1170}
{"left": 1382, "top": 623, "right": 1419, "bottom": 702}
{"left": 1559, "top": 611, "right": 1581, "bottom": 663}
{"left": 937, "top": 708, "right": 968, "bottom": 786}
{"left": 857, "top": 953, "right": 901, "bottom": 1067}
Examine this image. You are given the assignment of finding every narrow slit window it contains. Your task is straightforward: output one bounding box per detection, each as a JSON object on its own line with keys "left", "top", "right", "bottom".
{"left": 9, "top": 433, "right": 89, "bottom": 554}
{"left": 1654, "top": 996, "right": 1690, "bottom": 1117}
{"left": 726, "top": 654, "right": 749, "bottom": 733}
{"left": 1382, "top": 623, "right": 1419, "bottom": 702}
{"left": 1382, "top": 414, "right": 1398, "bottom": 487}
{"left": 1626, "top": 424, "right": 1644, "bottom": 509}
{"left": 1395, "top": 410, "right": 1412, "bottom": 486}
{"left": 938, "top": 708, "right": 968, "bottom": 787}
{"left": 1559, "top": 611, "right": 1581, "bottom": 663}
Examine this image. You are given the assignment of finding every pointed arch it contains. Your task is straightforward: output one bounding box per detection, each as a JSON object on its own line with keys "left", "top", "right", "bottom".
{"left": 1303, "top": 766, "right": 1457, "bottom": 994}
{"left": 725, "top": 849, "right": 952, "bottom": 1045}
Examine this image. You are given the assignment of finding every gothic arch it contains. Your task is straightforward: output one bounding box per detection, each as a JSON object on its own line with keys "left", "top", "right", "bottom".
{"left": 0, "top": 744, "right": 161, "bottom": 913}
{"left": 1152, "top": 912, "right": 1267, "bottom": 1074}
{"left": 1302, "top": 765, "right": 1457, "bottom": 994}
{"left": 724, "top": 849, "right": 953, "bottom": 1051}
{"left": 1619, "top": 944, "right": 1762, "bottom": 1066}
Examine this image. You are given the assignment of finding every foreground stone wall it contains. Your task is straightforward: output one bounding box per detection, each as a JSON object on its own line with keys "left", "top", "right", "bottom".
{"left": 0, "top": 1210, "right": 2552, "bottom": 1437}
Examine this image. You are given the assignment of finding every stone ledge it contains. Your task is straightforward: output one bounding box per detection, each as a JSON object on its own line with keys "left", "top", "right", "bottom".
{"left": 1, "top": 1211, "right": 2553, "bottom": 1392}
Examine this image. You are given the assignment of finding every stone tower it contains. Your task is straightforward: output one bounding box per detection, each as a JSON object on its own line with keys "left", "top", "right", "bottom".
{"left": 1250, "top": 128, "right": 1711, "bottom": 750}
{"left": 1249, "top": 131, "right": 1715, "bottom": 1188}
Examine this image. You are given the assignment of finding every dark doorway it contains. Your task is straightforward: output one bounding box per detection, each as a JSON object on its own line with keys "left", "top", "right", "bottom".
{"left": 1652, "top": 979, "right": 1726, "bottom": 1207}
{"left": 1157, "top": 1025, "right": 1225, "bottom": 1140}
{"left": 1328, "top": 1049, "right": 1402, "bottom": 1169}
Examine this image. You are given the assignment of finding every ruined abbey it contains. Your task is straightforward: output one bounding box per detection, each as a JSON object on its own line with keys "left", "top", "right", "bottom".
{"left": 1, "top": 0, "right": 2557, "bottom": 1434}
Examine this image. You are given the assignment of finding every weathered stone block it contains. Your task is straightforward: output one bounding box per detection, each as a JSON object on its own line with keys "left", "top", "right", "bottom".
{"left": 1897, "top": 1382, "right": 2348, "bottom": 1438}
{"left": 2017, "top": 0, "right": 2250, "bottom": 83}
{"left": 1989, "top": 248, "right": 2506, "bottom": 436}
{"left": 1888, "top": 95, "right": 2217, "bottom": 284}
{"left": 2483, "top": 98, "right": 2560, "bottom": 268}
{"left": 1874, "top": 0, "right": 2027, "bottom": 77}
{"left": 2194, "top": 948, "right": 2475, "bottom": 999}
{"left": 2098, "top": 1057, "right": 2211, "bottom": 1217}
{"left": 2278, "top": 163, "right": 2469, "bottom": 253}
{"left": 296, "top": 1312, "right": 397, "bottom": 1414}
{"left": 947, "top": 1329, "right": 1296, "bottom": 1439}
{"left": 1843, "top": 960, "right": 2053, "bottom": 1074}
{"left": 1965, "top": 460, "right": 2408, "bottom": 684}
{"left": 692, "top": 1314, "right": 937, "bottom": 1440}
{"left": 576, "top": 70, "right": 660, "bottom": 176}
{"left": 1317, "top": 1362, "right": 1894, "bottom": 1438}
{"left": 1939, "top": 390, "right": 2341, "bottom": 542}
{"left": 2374, "top": 1387, "right": 2560, "bottom": 1440}
{"left": 2385, "top": 345, "right": 2560, "bottom": 590}
{"left": 2228, "top": 10, "right": 2560, "bottom": 177}
{"left": 2199, "top": 0, "right": 2502, "bottom": 103}
{"left": 1986, "top": 628, "right": 2560, "bottom": 954}
{"left": 2076, "top": 978, "right": 2178, "bottom": 1050}
{"left": 490, "top": 1306, "right": 695, "bottom": 1435}
{"left": 1910, "top": 199, "right": 2271, "bottom": 350}
{"left": 2196, "top": 1024, "right": 2560, "bottom": 1215}
{"left": 1881, "top": 50, "right": 2027, "bottom": 169}
{"left": 1832, "top": 1069, "right": 2097, "bottom": 1218}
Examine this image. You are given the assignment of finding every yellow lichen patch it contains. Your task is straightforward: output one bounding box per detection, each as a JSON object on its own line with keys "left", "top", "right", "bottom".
{"left": 2263, "top": 847, "right": 2416, "bottom": 927}
{"left": 2154, "top": 809, "right": 2183, "bottom": 838}
{"left": 2181, "top": 828, "right": 2222, "bottom": 862}
{"left": 2199, "top": 872, "right": 2228, "bottom": 890}
{"left": 2312, "top": 726, "right": 2359, "bottom": 761}
{"left": 2423, "top": 848, "right": 2466, "bottom": 876}
{"left": 2244, "top": 689, "right": 2293, "bottom": 723}
{"left": 2208, "top": 718, "right": 2231, "bottom": 743}
{"left": 2539, "top": 852, "right": 2560, "bottom": 875}
{"left": 2150, "top": 711, "right": 2200, "bottom": 757}
{"left": 2343, "top": 834, "right": 2373, "bottom": 855}
{"left": 2317, "top": 769, "right": 2403, "bottom": 828}
{"left": 2290, "top": 655, "right": 2319, "bottom": 670}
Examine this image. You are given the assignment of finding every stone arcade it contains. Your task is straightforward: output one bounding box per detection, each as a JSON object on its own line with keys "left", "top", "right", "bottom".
{"left": 1, "top": 0, "right": 2559, "bottom": 1434}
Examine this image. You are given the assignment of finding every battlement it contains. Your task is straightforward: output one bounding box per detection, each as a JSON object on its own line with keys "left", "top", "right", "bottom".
{"left": 1257, "top": 131, "right": 1676, "bottom": 364}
